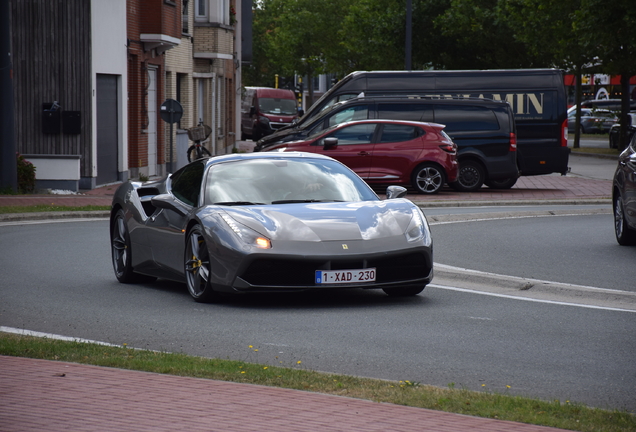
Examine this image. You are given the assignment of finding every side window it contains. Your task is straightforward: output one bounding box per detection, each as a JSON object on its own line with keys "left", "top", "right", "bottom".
{"left": 377, "top": 103, "right": 434, "bottom": 122}
{"left": 434, "top": 106, "right": 500, "bottom": 132}
{"left": 378, "top": 124, "right": 421, "bottom": 143}
{"left": 327, "top": 105, "right": 369, "bottom": 127}
{"left": 320, "top": 93, "right": 360, "bottom": 113}
{"left": 327, "top": 124, "right": 376, "bottom": 145}
{"left": 171, "top": 161, "right": 205, "bottom": 206}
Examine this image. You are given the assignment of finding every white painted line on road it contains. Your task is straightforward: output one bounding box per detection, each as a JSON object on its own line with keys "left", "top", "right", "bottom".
{"left": 428, "top": 212, "right": 604, "bottom": 226}
{"left": 429, "top": 284, "right": 636, "bottom": 313}
{"left": 0, "top": 326, "right": 121, "bottom": 346}
{"left": 0, "top": 218, "right": 108, "bottom": 227}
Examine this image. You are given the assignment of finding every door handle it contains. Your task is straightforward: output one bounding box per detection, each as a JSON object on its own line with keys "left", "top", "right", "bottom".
{"left": 357, "top": 151, "right": 370, "bottom": 156}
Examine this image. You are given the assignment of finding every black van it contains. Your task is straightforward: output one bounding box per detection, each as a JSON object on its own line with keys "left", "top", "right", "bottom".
{"left": 258, "top": 69, "right": 569, "bottom": 179}
{"left": 257, "top": 96, "right": 518, "bottom": 191}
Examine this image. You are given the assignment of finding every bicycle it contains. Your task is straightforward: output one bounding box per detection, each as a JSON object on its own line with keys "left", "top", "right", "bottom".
{"left": 186, "top": 122, "right": 213, "bottom": 162}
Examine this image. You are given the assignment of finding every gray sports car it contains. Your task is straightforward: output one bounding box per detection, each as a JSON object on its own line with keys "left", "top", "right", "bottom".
{"left": 110, "top": 152, "right": 433, "bottom": 302}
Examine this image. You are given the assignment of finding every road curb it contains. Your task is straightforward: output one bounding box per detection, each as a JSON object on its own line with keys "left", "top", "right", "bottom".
{"left": 0, "top": 210, "right": 110, "bottom": 223}
{"left": 433, "top": 264, "right": 636, "bottom": 312}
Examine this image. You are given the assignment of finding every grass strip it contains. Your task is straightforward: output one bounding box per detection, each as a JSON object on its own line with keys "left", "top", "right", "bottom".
{"left": 0, "top": 205, "right": 110, "bottom": 214}
{"left": 1, "top": 333, "right": 633, "bottom": 432}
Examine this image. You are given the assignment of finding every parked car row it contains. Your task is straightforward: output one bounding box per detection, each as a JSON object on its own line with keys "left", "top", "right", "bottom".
{"left": 257, "top": 96, "right": 518, "bottom": 193}
{"left": 567, "top": 108, "right": 618, "bottom": 134}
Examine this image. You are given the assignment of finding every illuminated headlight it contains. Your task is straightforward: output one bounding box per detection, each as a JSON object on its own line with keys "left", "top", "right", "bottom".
{"left": 405, "top": 207, "right": 431, "bottom": 245}
{"left": 220, "top": 213, "right": 271, "bottom": 249}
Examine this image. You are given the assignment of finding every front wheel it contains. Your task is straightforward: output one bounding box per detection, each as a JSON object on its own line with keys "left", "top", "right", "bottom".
{"left": 614, "top": 193, "right": 636, "bottom": 245}
{"left": 485, "top": 177, "right": 518, "bottom": 189}
{"left": 411, "top": 164, "right": 445, "bottom": 194}
{"left": 450, "top": 160, "right": 485, "bottom": 192}
{"left": 185, "top": 225, "right": 221, "bottom": 302}
{"left": 382, "top": 286, "right": 425, "bottom": 297}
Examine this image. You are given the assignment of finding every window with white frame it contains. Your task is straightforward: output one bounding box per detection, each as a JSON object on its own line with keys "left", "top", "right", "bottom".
{"left": 209, "top": 0, "right": 229, "bottom": 25}
{"left": 195, "top": 0, "right": 230, "bottom": 24}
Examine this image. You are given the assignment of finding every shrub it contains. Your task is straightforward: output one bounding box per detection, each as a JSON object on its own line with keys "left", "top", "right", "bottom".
{"left": 16, "top": 153, "right": 36, "bottom": 193}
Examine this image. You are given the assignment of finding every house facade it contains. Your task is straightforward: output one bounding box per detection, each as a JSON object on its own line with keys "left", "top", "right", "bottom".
{"left": 8, "top": 0, "right": 240, "bottom": 190}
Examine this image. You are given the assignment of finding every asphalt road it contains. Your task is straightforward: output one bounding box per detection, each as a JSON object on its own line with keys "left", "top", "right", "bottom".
{"left": 1, "top": 217, "right": 634, "bottom": 412}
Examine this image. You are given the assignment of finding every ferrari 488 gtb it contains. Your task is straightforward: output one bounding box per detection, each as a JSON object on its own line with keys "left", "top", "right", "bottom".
{"left": 110, "top": 152, "right": 433, "bottom": 302}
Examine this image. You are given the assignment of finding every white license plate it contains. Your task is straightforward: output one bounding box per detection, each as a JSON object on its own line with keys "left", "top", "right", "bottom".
{"left": 315, "top": 268, "right": 376, "bottom": 284}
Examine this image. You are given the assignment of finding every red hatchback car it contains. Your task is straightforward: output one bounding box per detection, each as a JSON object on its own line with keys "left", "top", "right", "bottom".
{"left": 264, "top": 119, "right": 458, "bottom": 194}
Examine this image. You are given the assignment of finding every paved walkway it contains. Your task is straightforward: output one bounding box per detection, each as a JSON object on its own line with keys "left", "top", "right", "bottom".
{"left": 0, "top": 355, "right": 572, "bottom": 432}
{"left": 0, "top": 170, "right": 613, "bottom": 209}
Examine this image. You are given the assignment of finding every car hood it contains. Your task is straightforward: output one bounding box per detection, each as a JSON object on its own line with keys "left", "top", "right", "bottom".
{"left": 218, "top": 200, "right": 417, "bottom": 242}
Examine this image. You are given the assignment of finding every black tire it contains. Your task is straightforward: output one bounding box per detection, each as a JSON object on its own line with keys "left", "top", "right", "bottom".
{"left": 411, "top": 163, "right": 445, "bottom": 194}
{"left": 614, "top": 193, "right": 636, "bottom": 245}
{"left": 485, "top": 177, "right": 518, "bottom": 189}
{"left": 111, "top": 209, "right": 156, "bottom": 283}
{"left": 382, "top": 286, "right": 425, "bottom": 297}
{"left": 450, "top": 160, "right": 485, "bottom": 192}
{"left": 187, "top": 145, "right": 212, "bottom": 163}
{"left": 185, "top": 225, "right": 221, "bottom": 302}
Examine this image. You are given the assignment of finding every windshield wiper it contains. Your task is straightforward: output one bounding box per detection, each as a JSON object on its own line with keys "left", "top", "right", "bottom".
{"left": 214, "top": 201, "right": 265, "bottom": 206}
{"left": 271, "top": 199, "right": 343, "bottom": 204}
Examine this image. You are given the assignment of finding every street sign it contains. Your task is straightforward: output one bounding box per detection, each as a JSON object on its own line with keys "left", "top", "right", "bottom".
{"left": 160, "top": 99, "right": 183, "bottom": 124}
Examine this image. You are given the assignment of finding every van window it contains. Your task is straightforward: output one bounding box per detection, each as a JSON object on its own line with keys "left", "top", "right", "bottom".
{"left": 320, "top": 93, "right": 360, "bottom": 113}
{"left": 434, "top": 106, "right": 499, "bottom": 132}
{"left": 258, "top": 98, "right": 297, "bottom": 115}
{"left": 379, "top": 124, "right": 421, "bottom": 143}
{"left": 378, "top": 103, "right": 435, "bottom": 122}
{"left": 328, "top": 123, "right": 376, "bottom": 145}
{"left": 328, "top": 105, "right": 369, "bottom": 127}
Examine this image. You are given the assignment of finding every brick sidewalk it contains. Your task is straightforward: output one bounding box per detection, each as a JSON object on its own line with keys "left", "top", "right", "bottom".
{"left": 0, "top": 355, "right": 571, "bottom": 432}
{"left": 0, "top": 175, "right": 612, "bottom": 209}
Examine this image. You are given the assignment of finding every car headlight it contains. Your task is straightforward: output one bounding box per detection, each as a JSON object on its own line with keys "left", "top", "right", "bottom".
{"left": 405, "top": 207, "right": 431, "bottom": 245}
{"left": 272, "top": 146, "right": 287, "bottom": 152}
{"left": 220, "top": 213, "right": 271, "bottom": 249}
{"left": 258, "top": 116, "right": 270, "bottom": 125}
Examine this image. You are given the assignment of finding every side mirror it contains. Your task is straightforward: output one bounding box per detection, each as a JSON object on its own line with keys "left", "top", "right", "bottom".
{"left": 386, "top": 185, "right": 407, "bottom": 199}
{"left": 249, "top": 106, "right": 256, "bottom": 116}
{"left": 151, "top": 193, "right": 187, "bottom": 216}
{"left": 323, "top": 137, "right": 338, "bottom": 150}
{"left": 298, "top": 109, "right": 305, "bottom": 117}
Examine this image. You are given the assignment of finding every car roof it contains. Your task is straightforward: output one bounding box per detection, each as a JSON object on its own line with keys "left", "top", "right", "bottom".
{"left": 204, "top": 151, "right": 335, "bottom": 167}
{"left": 330, "top": 118, "right": 445, "bottom": 129}
{"left": 336, "top": 95, "right": 510, "bottom": 107}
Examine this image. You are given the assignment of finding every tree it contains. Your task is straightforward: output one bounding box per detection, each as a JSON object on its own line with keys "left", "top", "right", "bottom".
{"left": 431, "top": 0, "right": 543, "bottom": 69}
{"left": 502, "top": 0, "right": 597, "bottom": 149}
{"left": 575, "top": 0, "right": 636, "bottom": 150}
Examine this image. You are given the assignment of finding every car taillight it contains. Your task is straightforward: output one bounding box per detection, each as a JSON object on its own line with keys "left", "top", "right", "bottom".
{"left": 508, "top": 133, "right": 517, "bottom": 151}
{"left": 439, "top": 142, "right": 457, "bottom": 154}
{"left": 561, "top": 119, "right": 568, "bottom": 147}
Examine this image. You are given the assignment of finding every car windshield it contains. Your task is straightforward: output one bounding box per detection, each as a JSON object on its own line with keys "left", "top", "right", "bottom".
{"left": 258, "top": 98, "right": 297, "bottom": 115}
{"left": 205, "top": 158, "right": 378, "bottom": 205}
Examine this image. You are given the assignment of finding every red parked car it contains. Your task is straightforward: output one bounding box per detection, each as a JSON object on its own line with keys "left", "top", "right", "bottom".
{"left": 265, "top": 119, "right": 458, "bottom": 194}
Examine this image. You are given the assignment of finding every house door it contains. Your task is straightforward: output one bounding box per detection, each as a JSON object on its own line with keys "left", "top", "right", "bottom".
{"left": 147, "top": 68, "right": 157, "bottom": 176}
{"left": 96, "top": 74, "right": 119, "bottom": 185}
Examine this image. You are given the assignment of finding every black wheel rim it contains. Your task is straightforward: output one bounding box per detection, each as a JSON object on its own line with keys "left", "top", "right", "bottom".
{"left": 185, "top": 230, "right": 211, "bottom": 297}
{"left": 415, "top": 167, "right": 442, "bottom": 193}
{"left": 112, "top": 215, "right": 128, "bottom": 278}
{"left": 458, "top": 166, "right": 481, "bottom": 189}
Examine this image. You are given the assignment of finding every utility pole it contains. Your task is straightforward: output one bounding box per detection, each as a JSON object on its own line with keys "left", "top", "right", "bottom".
{"left": 0, "top": 0, "right": 17, "bottom": 192}
{"left": 405, "top": 0, "right": 412, "bottom": 71}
